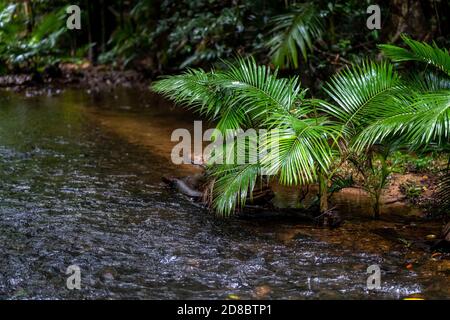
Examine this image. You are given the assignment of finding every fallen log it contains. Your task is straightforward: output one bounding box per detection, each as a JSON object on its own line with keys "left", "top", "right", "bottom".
{"left": 162, "top": 176, "right": 203, "bottom": 198}
{"left": 431, "top": 222, "right": 450, "bottom": 252}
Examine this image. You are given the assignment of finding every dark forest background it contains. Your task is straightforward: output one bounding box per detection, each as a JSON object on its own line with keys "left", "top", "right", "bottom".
{"left": 0, "top": 0, "right": 448, "bottom": 81}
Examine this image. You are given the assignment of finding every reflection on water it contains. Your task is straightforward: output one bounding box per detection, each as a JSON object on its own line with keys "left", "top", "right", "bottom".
{"left": 0, "top": 89, "right": 447, "bottom": 299}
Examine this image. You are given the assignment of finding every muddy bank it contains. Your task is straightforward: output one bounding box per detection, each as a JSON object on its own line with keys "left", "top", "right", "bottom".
{"left": 0, "top": 63, "right": 151, "bottom": 97}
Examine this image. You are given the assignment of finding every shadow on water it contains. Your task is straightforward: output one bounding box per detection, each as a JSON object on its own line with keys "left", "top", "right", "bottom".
{"left": 0, "top": 89, "right": 447, "bottom": 299}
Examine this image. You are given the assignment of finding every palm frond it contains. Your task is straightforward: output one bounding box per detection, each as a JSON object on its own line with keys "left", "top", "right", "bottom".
{"left": 30, "top": 7, "right": 67, "bottom": 44}
{"left": 321, "top": 61, "right": 409, "bottom": 137}
{"left": 209, "top": 164, "right": 261, "bottom": 217}
{"left": 260, "top": 113, "right": 339, "bottom": 186}
{"left": 406, "top": 71, "right": 450, "bottom": 92}
{"left": 266, "top": 3, "right": 323, "bottom": 68}
{"left": 216, "top": 57, "right": 306, "bottom": 123}
{"left": 354, "top": 91, "right": 450, "bottom": 150}
{"left": 152, "top": 57, "right": 307, "bottom": 132}
{"left": 151, "top": 69, "right": 227, "bottom": 120}
{"left": 379, "top": 35, "right": 450, "bottom": 76}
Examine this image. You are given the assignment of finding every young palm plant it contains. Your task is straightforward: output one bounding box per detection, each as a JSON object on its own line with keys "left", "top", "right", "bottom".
{"left": 322, "top": 36, "right": 450, "bottom": 218}
{"left": 357, "top": 36, "right": 450, "bottom": 217}
{"left": 153, "top": 57, "right": 339, "bottom": 216}
{"left": 320, "top": 60, "right": 410, "bottom": 218}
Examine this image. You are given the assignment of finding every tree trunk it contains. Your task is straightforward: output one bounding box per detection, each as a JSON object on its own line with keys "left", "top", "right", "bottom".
{"left": 23, "top": 0, "right": 34, "bottom": 33}
{"left": 389, "top": 0, "right": 429, "bottom": 42}
{"left": 373, "top": 197, "right": 381, "bottom": 219}
{"left": 85, "top": 0, "right": 94, "bottom": 63}
{"left": 119, "top": 0, "right": 124, "bottom": 29}
{"left": 100, "top": 0, "right": 106, "bottom": 54}
{"left": 319, "top": 173, "right": 328, "bottom": 213}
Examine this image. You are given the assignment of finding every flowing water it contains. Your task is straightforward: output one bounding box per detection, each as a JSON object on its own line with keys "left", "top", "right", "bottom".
{"left": 0, "top": 88, "right": 447, "bottom": 299}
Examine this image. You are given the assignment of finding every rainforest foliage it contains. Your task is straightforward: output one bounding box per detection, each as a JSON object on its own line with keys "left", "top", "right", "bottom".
{"left": 0, "top": 1, "right": 449, "bottom": 77}
{"left": 153, "top": 37, "right": 450, "bottom": 218}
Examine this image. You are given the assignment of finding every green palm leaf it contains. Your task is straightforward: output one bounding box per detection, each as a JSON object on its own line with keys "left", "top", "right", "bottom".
{"left": 216, "top": 57, "right": 306, "bottom": 123}
{"left": 152, "top": 58, "right": 307, "bottom": 132}
{"left": 406, "top": 71, "right": 450, "bottom": 92}
{"left": 379, "top": 35, "right": 450, "bottom": 76}
{"left": 210, "top": 163, "right": 261, "bottom": 217}
{"left": 266, "top": 3, "right": 323, "bottom": 68}
{"left": 260, "top": 112, "right": 339, "bottom": 186}
{"left": 354, "top": 91, "right": 450, "bottom": 150}
{"left": 321, "top": 61, "right": 409, "bottom": 137}
{"left": 151, "top": 68, "right": 225, "bottom": 120}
